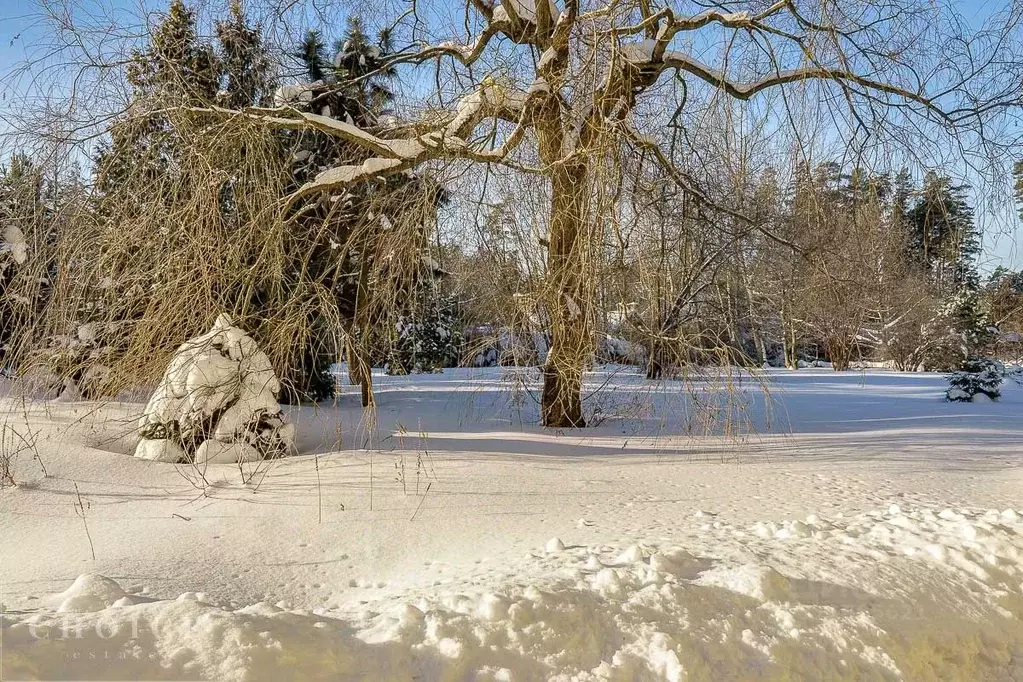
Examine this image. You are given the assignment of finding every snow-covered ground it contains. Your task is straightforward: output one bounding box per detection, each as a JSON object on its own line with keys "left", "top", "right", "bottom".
{"left": 2, "top": 367, "right": 1022, "bottom": 680}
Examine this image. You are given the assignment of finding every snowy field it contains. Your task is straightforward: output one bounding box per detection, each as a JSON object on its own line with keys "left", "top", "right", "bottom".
{"left": 2, "top": 367, "right": 1022, "bottom": 681}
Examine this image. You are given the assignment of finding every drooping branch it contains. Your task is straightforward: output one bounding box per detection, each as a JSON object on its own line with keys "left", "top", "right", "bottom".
{"left": 622, "top": 125, "right": 804, "bottom": 253}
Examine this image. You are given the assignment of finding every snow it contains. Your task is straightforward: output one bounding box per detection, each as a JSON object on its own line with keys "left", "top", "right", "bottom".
{"left": 621, "top": 39, "right": 658, "bottom": 63}
{"left": 309, "top": 157, "right": 404, "bottom": 188}
{"left": 500, "top": 0, "right": 560, "bottom": 24}
{"left": 134, "top": 314, "right": 294, "bottom": 464}
{"left": 3, "top": 368, "right": 1023, "bottom": 679}
{"left": 0, "top": 224, "right": 28, "bottom": 268}
{"left": 51, "top": 574, "right": 126, "bottom": 613}
{"left": 273, "top": 83, "right": 316, "bottom": 107}
{"left": 538, "top": 47, "right": 558, "bottom": 72}
{"left": 719, "top": 10, "right": 750, "bottom": 22}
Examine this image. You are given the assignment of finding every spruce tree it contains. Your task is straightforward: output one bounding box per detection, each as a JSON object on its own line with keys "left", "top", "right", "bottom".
{"left": 297, "top": 30, "right": 328, "bottom": 83}
{"left": 276, "top": 16, "right": 448, "bottom": 403}
{"left": 214, "top": 0, "right": 273, "bottom": 109}
{"left": 97, "top": 0, "right": 219, "bottom": 193}
{"left": 332, "top": 16, "right": 396, "bottom": 124}
{"left": 126, "top": 0, "right": 219, "bottom": 105}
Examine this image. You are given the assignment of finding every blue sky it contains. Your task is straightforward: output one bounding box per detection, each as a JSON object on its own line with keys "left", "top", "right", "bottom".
{"left": 0, "top": 0, "right": 1021, "bottom": 272}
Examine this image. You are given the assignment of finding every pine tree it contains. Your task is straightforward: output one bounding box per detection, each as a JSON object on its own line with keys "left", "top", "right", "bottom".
{"left": 907, "top": 173, "right": 979, "bottom": 291}
{"left": 97, "top": 0, "right": 220, "bottom": 193}
{"left": 331, "top": 16, "right": 396, "bottom": 125}
{"left": 389, "top": 295, "right": 462, "bottom": 374}
{"left": 946, "top": 357, "right": 1003, "bottom": 402}
{"left": 274, "top": 16, "right": 447, "bottom": 405}
{"left": 891, "top": 168, "right": 913, "bottom": 232}
{"left": 0, "top": 155, "right": 45, "bottom": 367}
{"left": 0, "top": 154, "right": 75, "bottom": 387}
{"left": 1014, "top": 160, "right": 1023, "bottom": 222}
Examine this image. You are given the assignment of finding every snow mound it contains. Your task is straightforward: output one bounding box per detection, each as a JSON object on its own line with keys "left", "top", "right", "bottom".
{"left": 6, "top": 503, "right": 1023, "bottom": 680}
{"left": 51, "top": 574, "right": 126, "bottom": 613}
{"left": 135, "top": 314, "right": 295, "bottom": 464}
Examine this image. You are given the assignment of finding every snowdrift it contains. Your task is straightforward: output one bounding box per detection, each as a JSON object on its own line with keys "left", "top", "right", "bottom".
{"left": 4, "top": 503, "right": 1023, "bottom": 681}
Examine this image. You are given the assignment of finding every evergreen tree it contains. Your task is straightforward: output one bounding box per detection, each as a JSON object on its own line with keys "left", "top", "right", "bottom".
{"left": 890, "top": 168, "right": 913, "bottom": 232}
{"left": 331, "top": 16, "right": 396, "bottom": 124}
{"left": 275, "top": 16, "right": 448, "bottom": 403}
{"left": 388, "top": 295, "right": 462, "bottom": 374}
{"left": 0, "top": 154, "right": 66, "bottom": 377}
{"left": 297, "top": 30, "right": 327, "bottom": 83}
{"left": 0, "top": 155, "right": 44, "bottom": 367}
{"left": 946, "top": 357, "right": 1003, "bottom": 402}
{"left": 214, "top": 0, "right": 273, "bottom": 109}
{"left": 1013, "top": 160, "right": 1023, "bottom": 222}
{"left": 126, "top": 0, "right": 219, "bottom": 105}
{"left": 907, "top": 173, "right": 979, "bottom": 290}
{"left": 97, "top": 0, "right": 220, "bottom": 193}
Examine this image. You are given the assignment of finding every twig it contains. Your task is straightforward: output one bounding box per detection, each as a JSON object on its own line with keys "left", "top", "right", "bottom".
{"left": 410, "top": 481, "right": 432, "bottom": 521}
{"left": 73, "top": 482, "right": 96, "bottom": 560}
{"left": 315, "top": 452, "right": 322, "bottom": 524}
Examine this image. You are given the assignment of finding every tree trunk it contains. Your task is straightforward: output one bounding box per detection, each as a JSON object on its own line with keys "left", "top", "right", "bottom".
{"left": 783, "top": 316, "right": 798, "bottom": 370}
{"left": 346, "top": 340, "right": 360, "bottom": 386}
{"left": 646, "top": 339, "right": 663, "bottom": 380}
{"left": 753, "top": 328, "right": 767, "bottom": 367}
{"left": 360, "top": 370, "right": 374, "bottom": 408}
{"left": 540, "top": 162, "right": 590, "bottom": 428}
{"left": 348, "top": 249, "right": 375, "bottom": 408}
{"left": 826, "top": 337, "right": 852, "bottom": 371}
{"left": 745, "top": 284, "right": 766, "bottom": 365}
{"left": 345, "top": 337, "right": 375, "bottom": 408}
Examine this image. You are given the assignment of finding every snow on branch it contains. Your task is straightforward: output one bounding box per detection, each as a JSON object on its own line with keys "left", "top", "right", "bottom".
{"left": 498, "top": 0, "right": 561, "bottom": 27}
{"left": 291, "top": 81, "right": 548, "bottom": 198}
{"left": 296, "top": 111, "right": 428, "bottom": 159}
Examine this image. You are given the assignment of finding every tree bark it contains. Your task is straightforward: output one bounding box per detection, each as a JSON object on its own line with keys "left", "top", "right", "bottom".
{"left": 540, "top": 162, "right": 589, "bottom": 428}
{"left": 826, "top": 336, "right": 853, "bottom": 371}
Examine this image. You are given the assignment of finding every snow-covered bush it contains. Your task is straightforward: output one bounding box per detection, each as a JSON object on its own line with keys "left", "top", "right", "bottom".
{"left": 0, "top": 224, "right": 28, "bottom": 269}
{"left": 945, "top": 357, "right": 1003, "bottom": 402}
{"left": 597, "top": 334, "right": 647, "bottom": 365}
{"left": 388, "top": 297, "right": 461, "bottom": 374}
{"left": 24, "top": 322, "right": 119, "bottom": 398}
{"left": 135, "top": 315, "right": 295, "bottom": 464}
{"left": 466, "top": 326, "right": 547, "bottom": 367}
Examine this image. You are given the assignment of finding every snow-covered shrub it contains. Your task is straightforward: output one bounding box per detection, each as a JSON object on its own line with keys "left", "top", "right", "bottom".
{"left": 134, "top": 315, "right": 295, "bottom": 464}
{"left": 0, "top": 224, "right": 28, "bottom": 269}
{"left": 22, "top": 320, "right": 120, "bottom": 399}
{"left": 945, "top": 357, "right": 1003, "bottom": 402}
{"left": 388, "top": 297, "right": 461, "bottom": 374}
{"left": 466, "top": 326, "right": 546, "bottom": 367}
{"left": 597, "top": 334, "right": 646, "bottom": 366}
